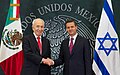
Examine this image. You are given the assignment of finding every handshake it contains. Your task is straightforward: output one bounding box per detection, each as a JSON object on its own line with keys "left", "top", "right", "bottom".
{"left": 42, "top": 58, "right": 54, "bottom": 66}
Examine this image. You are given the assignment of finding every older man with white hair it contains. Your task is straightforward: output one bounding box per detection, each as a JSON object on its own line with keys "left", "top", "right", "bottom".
{"left": 21, "top": 18, "right": 51, "bottom": 75}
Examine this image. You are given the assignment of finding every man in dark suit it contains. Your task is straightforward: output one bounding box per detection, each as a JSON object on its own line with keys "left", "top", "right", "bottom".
{"left": 46, "top": 19, "right": 92, "bottom": 75}
{"left": 21, "top": 18, "right": 51, "bottom": 75}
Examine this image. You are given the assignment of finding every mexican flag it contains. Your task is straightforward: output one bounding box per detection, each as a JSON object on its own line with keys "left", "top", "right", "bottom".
{"left": 0, "top": 0, "right": 23, "bottom": 75}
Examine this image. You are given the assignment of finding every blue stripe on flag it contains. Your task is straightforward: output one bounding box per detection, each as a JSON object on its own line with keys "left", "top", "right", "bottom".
{"left": 94, "top": 50, "right": 110, "bottom": 75}
{"left": 104, "top": 0, "right": 116, "bottom": 31}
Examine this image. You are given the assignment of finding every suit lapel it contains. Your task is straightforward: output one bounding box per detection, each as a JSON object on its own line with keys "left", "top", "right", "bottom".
{"left": 70, "top": 35, "right": 81, "bottom": 56}
{"left": 31, "top": 35, "right": 47, "bottom": 55}
{"left": 66, "top": 39, "right": 70, "bottom": 56}
{"left": 41, "top": 37, "right": 45, "bottom": 55}
{"left": 30, "top": 34, "right": 40, "bottom": 53}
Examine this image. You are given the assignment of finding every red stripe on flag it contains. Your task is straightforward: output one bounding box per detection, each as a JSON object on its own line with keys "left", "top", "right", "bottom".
{"left": 16, "top": 0, "right": 20, "bottom": 18}
{"left": 0, "top": 51, "right": 24, "bottom": 75}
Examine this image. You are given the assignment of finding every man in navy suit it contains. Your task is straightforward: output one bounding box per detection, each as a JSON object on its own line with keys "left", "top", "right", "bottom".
{"left": 21, "top": 18, "right": 51, "bottom": 75}
{"left": 46, "top": 19, "right": 92, "bottom": 75}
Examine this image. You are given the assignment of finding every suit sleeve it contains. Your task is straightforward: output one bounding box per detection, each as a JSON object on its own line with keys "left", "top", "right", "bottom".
{"left": 84, "top": 39, "right": 92, "bottom": 75}
{"left": 22, "top": 36, "right": 42, "bottom": 65}
{"left": 54, "top": 41, "right": 64, "bottom": 67}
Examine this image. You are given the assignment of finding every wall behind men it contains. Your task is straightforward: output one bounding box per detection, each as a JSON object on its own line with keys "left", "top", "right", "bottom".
{"left": 0, "top": 0, "right": 120, "bottom": 75}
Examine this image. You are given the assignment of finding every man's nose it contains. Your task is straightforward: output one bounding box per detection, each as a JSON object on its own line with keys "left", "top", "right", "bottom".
{"left": 69, "top": 27, "right": 72, "bottom": 30}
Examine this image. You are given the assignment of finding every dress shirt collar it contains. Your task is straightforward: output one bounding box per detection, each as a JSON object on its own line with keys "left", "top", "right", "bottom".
{"left": 33, "top": 33, "right": 42, "bottom": 40}
{"left": 69, "top": 33, "right": 78, "bottom": 45}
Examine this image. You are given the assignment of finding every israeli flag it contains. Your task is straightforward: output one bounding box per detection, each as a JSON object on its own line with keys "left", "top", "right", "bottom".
{"left": 92, "top": 0, "right": 120, "bottom": 75}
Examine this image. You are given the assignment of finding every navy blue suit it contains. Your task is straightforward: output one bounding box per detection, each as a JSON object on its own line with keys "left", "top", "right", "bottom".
{"left": 21, "top": 34, "right": 51, "bottom": 75}
{"left": 54, "top": 35, "right": 92, "bottom": 75}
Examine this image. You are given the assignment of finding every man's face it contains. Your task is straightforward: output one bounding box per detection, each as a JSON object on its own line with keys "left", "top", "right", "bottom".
{"left": 66, "top": 22, "right": 77, "bottom": 37}
{"left": 32, "top": 19, "right": 44, "bottom": 36}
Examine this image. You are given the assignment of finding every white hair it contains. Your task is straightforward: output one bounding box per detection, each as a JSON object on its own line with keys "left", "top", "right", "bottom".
{"left": 32, "top": 18, "right": 44, "bottom": 26}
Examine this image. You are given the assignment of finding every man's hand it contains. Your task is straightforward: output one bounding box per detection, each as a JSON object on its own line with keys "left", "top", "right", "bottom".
{"left": 42, "top": 58, "right": 54, "bottom": 66}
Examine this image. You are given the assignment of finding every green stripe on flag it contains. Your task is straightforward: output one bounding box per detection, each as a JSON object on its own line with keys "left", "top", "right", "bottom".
{"left": 5, "top": 0, "right": 14, "bottom": 26}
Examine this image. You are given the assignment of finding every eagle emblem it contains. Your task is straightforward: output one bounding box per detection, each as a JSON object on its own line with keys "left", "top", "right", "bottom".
{"left": 2, "top": 29, "right": 22, "bottom": 50}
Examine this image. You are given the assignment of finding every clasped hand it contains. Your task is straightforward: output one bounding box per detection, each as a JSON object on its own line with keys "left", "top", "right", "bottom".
{"left": 42, "top": 58, "right": 54, "bottom": 66}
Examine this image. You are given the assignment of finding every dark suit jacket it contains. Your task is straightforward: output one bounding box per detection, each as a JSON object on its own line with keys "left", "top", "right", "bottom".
{"left": 21, "top": 34, "right": 51, "bottom": 75}
{"left": 54, "top": 35, "right": 92, "bottom": 75}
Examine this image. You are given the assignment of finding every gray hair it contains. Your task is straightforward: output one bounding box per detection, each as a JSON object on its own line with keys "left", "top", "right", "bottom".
{"left": 32, "top": 18, "right": 44, "bottom": 26}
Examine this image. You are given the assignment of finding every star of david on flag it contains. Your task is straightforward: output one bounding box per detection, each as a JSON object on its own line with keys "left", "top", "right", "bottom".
{"left": 92, "top": 0, "right": 120, "bottom": 75}
{"left": 97, "top": 32, "right": 118, "bottom": 56}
